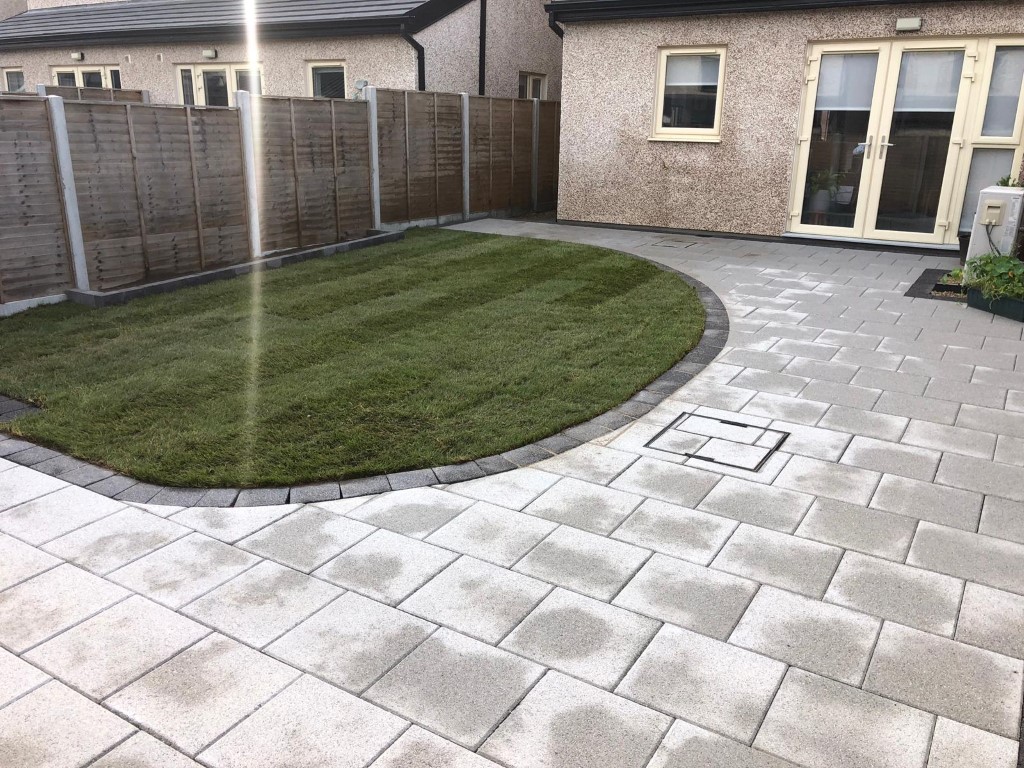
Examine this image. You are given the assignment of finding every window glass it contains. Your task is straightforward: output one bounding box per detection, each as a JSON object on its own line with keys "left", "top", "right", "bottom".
{"left": 56, "top": 71, "right": 76, "bottom": 87}
{"left": 235, "top": 69, "right": 261, "bottom": 95}
{"left": 982, "top": 46, "right": 1024, "bottom": 137}
{"left": 662, "top": 54, "right": 720, "bottom": 129}
{"left": 180, "top": 69, "right": 195, "bottom": 105}
{"left": 203, "top": 70, "right": 229, "bottom": 106}
{"left": 81, "top": 70, "right": 103, "bottom": 88}
{"left": 518, "top": 72, "right": 545, "bottom": 100}
{"left": 4, "top": 70, "right": 24, "bottom": 92}
{"left": 110, "top": 69, "right": 121, "bottom": 89}
{"left": 312, "top": 66, "right": 346, "bottom": 98}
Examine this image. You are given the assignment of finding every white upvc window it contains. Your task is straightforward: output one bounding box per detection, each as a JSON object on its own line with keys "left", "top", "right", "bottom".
{"left": 308, "top": 62, "right": 346, "bottom": 99}
{"left": 50, "top": 65, "right": 121, "bottom": 89}
{"left": 652, "top": 45, "right": 727, "bottom": 142}
{"left": 176, "top": 63, "right": 263, "bottom": 107}
{"left": 518, "top": 72, "right": 546, "bottom": 100}
{"left": 1, "top": 67, "right": 25, "bottom": 92}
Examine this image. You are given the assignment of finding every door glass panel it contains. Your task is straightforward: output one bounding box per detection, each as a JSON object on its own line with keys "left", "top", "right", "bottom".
{"left": 959, "top": 148, "right": 1016, "bottom": 231}
{"left": 874, "top": 50, "right": 964, "bottom": 234}
{"left": 800, "top": 52, "right": 878, "bottom": 228}
{"left": 81, "top": 71, "right": 103, "bottom": 88}
{"left": 203, "top": 70, "right": 229, "bottom": 106}
{"left": 982, "top": 46, "right": 1024, "bottom": 137}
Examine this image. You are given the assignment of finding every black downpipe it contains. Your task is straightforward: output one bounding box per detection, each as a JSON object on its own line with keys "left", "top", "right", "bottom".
{"left": 477, "top": 0, "right": 486, "bottom": 95}
{"left": 403, "top": 30, "right": 426, "bottom": 90}
{"left": 548, "top": 14, "right": 563, "bottom": 38}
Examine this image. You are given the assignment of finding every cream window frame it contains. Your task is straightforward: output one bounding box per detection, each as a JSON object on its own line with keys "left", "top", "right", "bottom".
{"left": 50, "top": 65, "right": 118, "bottom": 89}
{"left": 176, "top": 63, "right": 264, "bottom": 107}
{"left": 307, "top": 61, "right": 347, "bottom": 99}
{"left": 1, "top": 67, "right": 25, "bottom": 92}
{"left": 518, "top": 72, "right": 547, "bottom": 100}
{"left": 651, "top": 45, "right": 727, "bottom": 143}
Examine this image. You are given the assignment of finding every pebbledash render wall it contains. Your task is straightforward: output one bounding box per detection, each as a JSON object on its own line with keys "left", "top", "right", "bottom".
{"left": 557, "top": 1, "right": 1024, "bottom": 237}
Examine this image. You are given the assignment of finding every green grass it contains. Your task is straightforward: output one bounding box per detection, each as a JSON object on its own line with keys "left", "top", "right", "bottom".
{"left": 0, "top": 229, "right": 705, "bottom": 487}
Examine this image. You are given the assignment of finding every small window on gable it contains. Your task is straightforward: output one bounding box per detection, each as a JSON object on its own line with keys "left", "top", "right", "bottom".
{"left": 310, "top": 63, "right": 346, "bottom": 99}
{"left": 518, "top": 72, "right": 546, "bottom": 99}
{"left": 653, "top": 46, "right": 726, "bottom": 142}
{"left": 3, "top": 69, "right": 24, "bottom": 92}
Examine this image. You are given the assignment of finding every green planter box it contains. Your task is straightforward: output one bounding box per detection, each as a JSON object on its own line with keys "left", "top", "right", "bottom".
{"left": 966, "top": 288, "right": 1024, "bottom": 322}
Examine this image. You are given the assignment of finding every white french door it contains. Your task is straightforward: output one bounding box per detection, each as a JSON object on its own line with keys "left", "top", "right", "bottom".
{"left": 790, "top": 39, "right": 978, "bottom": 245}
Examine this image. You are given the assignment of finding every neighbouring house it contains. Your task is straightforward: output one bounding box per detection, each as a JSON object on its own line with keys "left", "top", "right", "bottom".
{"left": 0, "top": 0, "right": 562, "bottom": 103}
{"left": 547, "top": 0, "right": 1024, "bottom": 250}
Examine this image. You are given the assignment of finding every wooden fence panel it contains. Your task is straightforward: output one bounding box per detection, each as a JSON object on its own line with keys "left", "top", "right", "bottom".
{"left": 377, "top": 89, "right": 408, "bottom": 224}
{"left": 333, "top": 99, "right": 373, "bottom": 238}
{"left": 436, "top": 92, "right": 464, "bottom": 218}
{"left": 468, "top": 96, "right": 491, "bottom": 214}
{"left": 44, "top": 86, "right": 147, "bottom": 103}
{"left": 0, "top": 98, "right": 72, "bottom": 303}
{"left": 537, "top": 100, "right": 560, "bottom": 210}
{"left": 256, "top": 98, "right": 300, "bottom": 252}
{"left": 489, "top": 99, "right": 513, "bottom": 212}
{"left": 293, "top": 99, "right": 339, "bottom": 248}
{"left": 511, "top": 99, "right": 533, "bottom": 211}
{"left": 406, "top": 91, "right": 437, "bottom": 221}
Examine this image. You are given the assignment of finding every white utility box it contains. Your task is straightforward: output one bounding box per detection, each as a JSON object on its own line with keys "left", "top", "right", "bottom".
{"left": 966, "top": 185, "right": 1023, "bottom": 263}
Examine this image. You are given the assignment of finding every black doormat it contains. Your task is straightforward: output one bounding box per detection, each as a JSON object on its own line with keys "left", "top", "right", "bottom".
{"left": 905, "top": 268, "right": 966, "bottom": 303}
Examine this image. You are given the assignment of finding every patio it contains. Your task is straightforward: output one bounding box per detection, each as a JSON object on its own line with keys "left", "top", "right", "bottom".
{"left": 1, "top": 219, "right": 1022, "bottom": 768}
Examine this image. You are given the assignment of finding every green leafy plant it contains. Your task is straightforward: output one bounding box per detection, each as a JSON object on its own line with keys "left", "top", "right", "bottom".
{"left": 997, "top": 174, "right": 1023, "bottom": 187}
{"left": 939, "top": 268, "right": 963, "bottom": 286}
{"left": 810, "top": 170, "right": 841, "bottom": 196}
{"left": 964, "top": 252, "right": 1024, "bottom": 301}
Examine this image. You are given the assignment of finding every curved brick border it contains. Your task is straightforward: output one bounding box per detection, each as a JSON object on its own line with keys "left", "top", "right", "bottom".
{"left": 0, "top": 262, "right": 729, "bottom": 508}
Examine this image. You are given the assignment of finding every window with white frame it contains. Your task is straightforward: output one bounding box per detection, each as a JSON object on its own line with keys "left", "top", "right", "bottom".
{"left": 309, "top": 62, "right": 346, "bottom": 99}
{"left": 2, "top": 68, "right": 25, "bottom": 92}
{"left": 518, "top": 72, "right": 546, "bottom": 100}
{"left": 653, "top": 46, "right": 726, "bottom": 141}
{"left": 177, "top": 64, "right": 262, "bottom": 106}
{"left": 50, "top": 65, "right": 121, "bottom": 89}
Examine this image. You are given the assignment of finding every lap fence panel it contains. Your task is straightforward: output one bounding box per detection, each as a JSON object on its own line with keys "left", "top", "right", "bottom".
{"left": 256, "top": 97, "right": 301, "bottom": 252}
{"left": 511, "top": 99, "right": 533, "bottom": 212}
{"left": 537, "top": 100, "right": 560, "bottom": 211}
{"left": 435, "top": 92, "right": 464, "bottom": 219}
{"left": 332, "top": 99, "right": 373, "bottom": 239}
{"left": 468, "top": 96, "right": 492, "bottom": 214}
{"left": 292, "top": 98, "right": 339, "bottom": 248}
{"left": 406, "top": 91, "right": 438, "bottom": 222}
{"left": 377, "top": 89, "right": 409, "bottom": 224}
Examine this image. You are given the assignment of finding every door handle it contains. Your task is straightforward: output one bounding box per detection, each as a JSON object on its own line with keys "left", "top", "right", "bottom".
{"left": 879, "top": 135, "right": 894, "bottom": 158}
{"left": 856, "top": 135, "right": 873, "bottom": 159}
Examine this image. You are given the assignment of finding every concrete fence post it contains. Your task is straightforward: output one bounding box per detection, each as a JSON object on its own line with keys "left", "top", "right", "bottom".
{"left": 531, "top": 98, "right": 540, "bottom": 213}
{"left": 235, "top": 90, "right": 263, "bottom": 260}
{"left": 35, "top": 83, "right": 46, "bottom": 96}
{"left": 141, "top": 90, "right": 151, "bottom": 104}
{"left": 461, "top": 92, "right": 470, "bottom": 220}
{"left": 364, "top": 86, "right": 382, "bottom": 230}
{"left": 45, "top": 95, "right": 89, "bottom": 291}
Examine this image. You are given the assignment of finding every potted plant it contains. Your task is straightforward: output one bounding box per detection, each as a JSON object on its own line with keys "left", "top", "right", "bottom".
{"left": 808, "top": 170, "right": 841, "bottom": 214}
{"left": 963, "top": 252, "right": 1024, "bottom": 322}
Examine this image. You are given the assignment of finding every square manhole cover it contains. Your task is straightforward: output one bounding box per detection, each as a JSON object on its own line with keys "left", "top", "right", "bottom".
{"left": 644, "top": 412, "right": 790, "bottom": 472}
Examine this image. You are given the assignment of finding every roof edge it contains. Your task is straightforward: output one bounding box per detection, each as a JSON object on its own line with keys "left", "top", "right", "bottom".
{"left": 546, "top": 0, "right": 952, "bottom": 23}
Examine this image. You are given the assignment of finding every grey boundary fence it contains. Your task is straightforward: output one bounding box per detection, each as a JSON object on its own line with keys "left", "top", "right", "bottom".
{"left": 0, "top": 88, "right": 561, "bottom": 312}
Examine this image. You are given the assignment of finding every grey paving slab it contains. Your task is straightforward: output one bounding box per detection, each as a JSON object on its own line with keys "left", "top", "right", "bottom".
{"left": 181, "top": 560, "right": 341, "bottom": 648}
{"left": 522, "top": 477, "right": 643, "bottom": 534}
{"left": 850, "top": 368, "right": 928, "bottom": 396}
{"left": 0, "top": 646, "right": 49, "bottom": 707}
{"left": 753, "top": 668, "right": 933, "bottom": 768}
{"left": 796, "top": 498, "right": 917, "bottom": 562}
{"left": 501, "top": 588, "right": 660, "bottom": 690}
{"left": 0, "top": 681, "right": 136, "bottom": 768}
{"left": 426, "top": 501, "right": 556, "bottom": 567}
{"left": 742, "top": 392, "right": 830, "bottom": 426}
{"left": 979, "top": 496, "right": 1024, "bottom": 546}
{"left": 825, "top": 550, "right": 962, "bottom": 636}
{"left": 0, "top": 466, "right": 67, "bottom": 513}
{"left": 400, "top": 555, "right": 549, "bottom": 644}
{"left": 42, "top": 507, "right": 190, "bottom": 575}
{"left": 612, "top": 498, "right": 735, "bottom": 566}
{"left": 0, "top": 563, "right": 129, "bottom": 653}
{"left": 784, "top": 357, "right": 859, "bottom": 383}
{"left": 516, "top": 525, "right": 649, "bottom": 600}
{"left": 343, "top": 487, "right": 473, "bottom": 538}
{"left": 237, "top": 506, "right": 375, "bottom": 572}
{"left": 864, "top": 622, "right": 1023, "bottom": 738}
{"left": 365, "top": 627, "right": 545, "bottom": 749}
{"left": 818, "top": 404, "right": 909, "bottom": 441}
{"left": 315, "top": 528, "right": 457, "bottom": 605}
{"left": 107, "top": 633, "right": 300, "bottom": 755}
{"left": 648, "top": 720, "right": 797, "bottom": 768}
{"left": 534, "top": 444, "right": 638, "bottom": 485}
{"left": 199, "top": 673, "right": 406, "bottom": 768}
{"left": 800, "top": 379, "right": 882, "bottom": 410}
{"left": 696, "top": 476, "right": 813, "bottom": 533}
{"left": 712, "top": 524, "right": 843, "bottom": 599}
{"left": 616, "top": 623, "right": 786, "bottom": 743}
{"left": 728, "top": 368, "right": 810, "bottom": 397}
{"left": 109, "top": 533, "right": 259, "bottom": 609}
{"left": 450, "top": 468, "right": 560, "bottom": 510}
{"left": 955, "top": 582, "right": 1024, "bottom": 660}
{"left": 0, "top": 484, "right": 124, "bottom": 545}
{"left": 614, "top": 553, "right": 757, "bottom": 640}
{"left": 91, "top": 732, "right": 202, "bottom": 768}
{"left": 0, "top": 531, "right": 59, "bottom": 590}
{"left": 766, "top": 419, "right": 852, "bottom": 461}
{"left": 609, "top": 457, "right": 721, "bottom": 508}
{"left": 934, "top": 453, "right": 1024, "bottom": 502}
{"left": 927, "top": 717, "right": 1019, "bottom": 768}
{"left": 729, "top": 585, "right": 880, "bottom": 685}
{"left": 168, "top": 504, "right": 298, "bottom": 543}
{"left": 774, "top": 455, "right": 880, "bottom": 506}
{"left": 907, "top": 521, "right": 1024, "bottom": 595}
{"left": 833, "top": 346, "right": 904, "bottom": 372}
{"left": 24, "top": 594, "right": 209, "bottom": 699}
{"left": 840, "top": 436, "right": 940, "bottom": 482}
{"left": 994, "top": 434, "right": 1024, "bottom": 466}
{"left": 957, "top": 403, "right": 1024, "bottom": 439}
{"left": 267, "top": 591, "right": 434, "bottom": 693}
{"left": 870, "top": 473, "right": 983, "bottom": 530}
{"left": 899, "top": 420, "right": 996, "bottom": 459}
{"left": 371, "top": 726, "right": 501, "bottom": 768}
{"left": 480, "top": 671, "right": 671, "bottom": 768}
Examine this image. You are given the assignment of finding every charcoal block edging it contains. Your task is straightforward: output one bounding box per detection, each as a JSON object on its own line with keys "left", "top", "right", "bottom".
{"left": 0, "top": 251, "right": 729, "bottom": 507}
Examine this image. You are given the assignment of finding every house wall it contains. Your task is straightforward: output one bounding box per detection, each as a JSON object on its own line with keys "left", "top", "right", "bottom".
{"left": 0, "top": 0, "right": 25, "bottom": 22}
{"left": 0, "top": 36, "right": 417, "bottom": 102}
{"left": 557, "top": 1, "right": 1024, "bottom": 236}
{"left": 28, "top": 0, "right": 126, "bottom": 8}
{"left": 486, "top": 0, "right": 562, "bottom": 99}
{"left": 418, "top": 0, "right": 480, "bottom": 94}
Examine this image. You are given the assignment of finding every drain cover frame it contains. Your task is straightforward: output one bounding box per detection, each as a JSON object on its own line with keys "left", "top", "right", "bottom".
{"left": 643, "top": 411, "right": 790, "bottom": 472}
